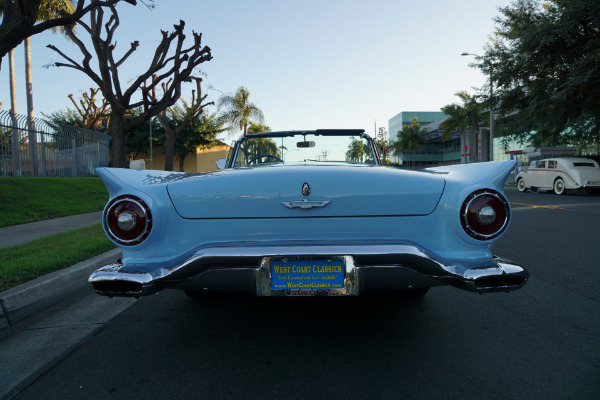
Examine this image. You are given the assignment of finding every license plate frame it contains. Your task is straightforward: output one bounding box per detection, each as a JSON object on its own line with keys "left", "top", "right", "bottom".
{"left": 256, "top": 255, "right": 358, "bottom": 296}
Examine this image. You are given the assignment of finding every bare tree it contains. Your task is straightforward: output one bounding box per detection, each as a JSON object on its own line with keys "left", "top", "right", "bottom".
{"left": 47, "top": 5, "right": 212, "bottom": 167}
{"left": 68, "top": 88, "right": 111, "bottom": 130}
{"left": 149, "top": 77, "right": 214, "bottom": 171}
{"left": 0, "top": 0, "right": 138, "bottom": 68}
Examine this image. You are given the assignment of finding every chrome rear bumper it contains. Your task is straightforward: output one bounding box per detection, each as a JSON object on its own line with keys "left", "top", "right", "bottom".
{"left": 88, "top": 243, "right": 529, "bottom": 297}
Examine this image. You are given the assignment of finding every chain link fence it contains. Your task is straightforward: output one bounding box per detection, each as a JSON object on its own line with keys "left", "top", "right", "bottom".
{"left": 0, "top": 110, "right": 110, "bottom": 177}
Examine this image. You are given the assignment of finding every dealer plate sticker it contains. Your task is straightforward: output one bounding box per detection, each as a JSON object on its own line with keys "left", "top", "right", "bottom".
{"left": 271, "top": 258, "right": 345, "bottom": 290}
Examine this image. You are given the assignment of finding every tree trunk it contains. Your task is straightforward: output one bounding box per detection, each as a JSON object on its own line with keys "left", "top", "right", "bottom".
{"left": 164, "top": 127, "right": 175, "bottom": 171}
{"left": 157, "top": 113, "right": 175, "bottom": 171}
{"left": 9, "top": 49, "right": 21, "bottom": 176}
{"left": 179, "top": 154, "right": 187, "bottom": 172}
{"left": 25, "top": 37, "right": 38, "bottom": 175}
{"left": 108, "top": 111, "right": 128, "bottom": 168}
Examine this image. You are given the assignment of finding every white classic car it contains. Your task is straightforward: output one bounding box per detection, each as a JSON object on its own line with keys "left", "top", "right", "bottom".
{"left": 516, "top": 157, "right": 600, "bottom": 195}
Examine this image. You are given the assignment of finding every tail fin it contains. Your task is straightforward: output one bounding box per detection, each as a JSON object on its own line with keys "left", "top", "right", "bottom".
{"left": 96, "top": 167, "right": 187, "bottom": 198}
{"left": 426, "top": 160, "right": 516, "bottom": 192}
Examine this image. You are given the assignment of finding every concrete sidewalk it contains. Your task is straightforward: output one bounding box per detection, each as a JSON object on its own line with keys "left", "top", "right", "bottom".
{"left": 0, "top": 248, "right": 121, "bottom": 333}
{"left": 0, "top": 211, "right": 112, "bottom": 333}
{"left": 0, "top": 212, "right": 134, "bottom": 398}
{"left": 0, "top": 250, "right": 134, "bottom": 399}
{"left": 0, "top": 211, "right": 103, "bottom": 248}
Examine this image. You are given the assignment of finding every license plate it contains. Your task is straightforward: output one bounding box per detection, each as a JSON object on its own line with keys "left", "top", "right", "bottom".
{"left": 270, "top": 257, "right": 345, "bottom": 291}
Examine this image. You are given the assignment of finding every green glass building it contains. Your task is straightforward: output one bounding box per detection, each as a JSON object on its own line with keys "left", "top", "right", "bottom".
{"left": 388, "top": 111, "right": 461, "bottom": 166}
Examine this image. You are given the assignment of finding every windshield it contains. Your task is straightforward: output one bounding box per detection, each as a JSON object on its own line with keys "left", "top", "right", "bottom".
{"left": 232, "top": 132, "right": 376, "bottom": 168}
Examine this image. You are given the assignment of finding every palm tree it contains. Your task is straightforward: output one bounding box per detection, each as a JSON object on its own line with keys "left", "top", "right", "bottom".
{"left": 391, "top": 117, "right": 427, "bottom": 168}
{"left": 246, "top": 123, "right": 271, "bottom": 135}
{"left": 218, "top": 86, "right": 264, "bottom": 136}
{"left": 7, "top": 0, "right": 77, "bottom": 174}
{"left": 440, "top": 91, "right": 484, "bottom": 164}
{"left": 7, "top": 48, "right": 20, "bottom": 175}
{"left": 0, "top": 3, "right": 24, "bottom": 174}
{"left": 26, "top": 1, "right": 76, "bottom": 117}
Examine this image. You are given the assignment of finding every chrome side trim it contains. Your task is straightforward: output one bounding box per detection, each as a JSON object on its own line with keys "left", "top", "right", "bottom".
{"left": 89, "top": 242, "right": 529, "bottom": 297}
{"left": 281, "top": 199, "right": 331, "bottom": 209}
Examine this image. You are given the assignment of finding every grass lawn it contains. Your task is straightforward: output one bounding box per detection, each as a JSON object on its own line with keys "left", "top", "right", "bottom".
{"left": 0, "top": 224, "right": 115, "bottom": 292}
{"left": 0, "top": 177, "right": 108, "bottom": 227}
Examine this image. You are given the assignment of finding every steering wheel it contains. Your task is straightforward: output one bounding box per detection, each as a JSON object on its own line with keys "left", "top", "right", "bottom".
{"left": 248, "top": 154, "right": 283, "bottom": 165}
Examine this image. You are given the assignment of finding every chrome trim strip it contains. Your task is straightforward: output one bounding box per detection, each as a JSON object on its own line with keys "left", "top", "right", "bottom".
{"left": 89, "top": 242, "right": 529, "bottom": 297}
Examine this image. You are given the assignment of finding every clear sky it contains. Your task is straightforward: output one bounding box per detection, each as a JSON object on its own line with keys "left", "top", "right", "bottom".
{"left": 0, "top": 0, "right": 511, "bottom": 139}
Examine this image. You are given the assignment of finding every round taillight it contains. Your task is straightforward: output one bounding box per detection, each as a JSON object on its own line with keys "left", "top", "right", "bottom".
{"left": 105, "top": 195, "right": 152, "bottom": 245}
{"left": 460, "top": 189, "right": 509, "bottom": 240}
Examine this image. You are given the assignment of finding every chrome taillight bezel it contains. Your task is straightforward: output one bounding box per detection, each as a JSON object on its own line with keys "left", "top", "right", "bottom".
{"left": 105, "top": 195, "right": 152, "bottom": 245}
{"left": 460, "top": 189, "right": 510, "bottom": 241}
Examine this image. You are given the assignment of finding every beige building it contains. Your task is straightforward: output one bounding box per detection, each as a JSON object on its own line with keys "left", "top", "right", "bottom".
{"left": 132, "top": 141, "right": 231, "bottom": 173}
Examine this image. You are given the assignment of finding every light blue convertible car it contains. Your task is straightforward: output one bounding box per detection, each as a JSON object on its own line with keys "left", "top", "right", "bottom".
{"left": 90, "top": 129, "right": 528, "bottom": 299}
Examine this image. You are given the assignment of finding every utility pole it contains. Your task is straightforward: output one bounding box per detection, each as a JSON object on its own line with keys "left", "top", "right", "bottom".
{"left": 149, "top": 119, "right": 153, "bottom": 169}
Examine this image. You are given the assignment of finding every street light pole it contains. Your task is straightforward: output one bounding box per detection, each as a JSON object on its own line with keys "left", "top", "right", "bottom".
{"left": 462, "top": 52, "right": 494, "bottom": 161}
{"left": 149, "top": 118, "right": 153, "bottom": 169}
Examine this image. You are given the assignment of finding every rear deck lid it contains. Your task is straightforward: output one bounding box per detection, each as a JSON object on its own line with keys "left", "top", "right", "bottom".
{"left": 167, "top": 165, "right": 445, "bottom": 219}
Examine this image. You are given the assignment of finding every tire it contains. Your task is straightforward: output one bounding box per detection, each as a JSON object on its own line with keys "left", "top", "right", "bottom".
{"left": 399, "top": 287, "right": 429, "bottom": 297}
{"left": 588, "top": 188, "right": 600, "bottom": 196}
{"left": 184, "top": 289, "right": 220, "bottom": 300}
{"left": 553, "top": 178, "right": 566, "bottom": 195}
{"left": 517, "top": 178, "right": 527, "bottom": 192}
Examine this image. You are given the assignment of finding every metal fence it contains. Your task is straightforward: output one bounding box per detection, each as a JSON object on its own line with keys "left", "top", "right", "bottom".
{"left": 0, "top": 110, "right": 111, "bottom": 177}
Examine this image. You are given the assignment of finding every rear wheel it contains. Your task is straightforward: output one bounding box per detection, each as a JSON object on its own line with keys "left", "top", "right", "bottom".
{"left": 184, "top": 290, "right": 221, "bottom": 300}
{"left": 399, "top": 287, "right": 429, "bottom": 297}
{"left": 554, "top": 178, "right": 566, "bottom": 195}
{"left": 517, "top": 178, "right": 527, "bottom": 192}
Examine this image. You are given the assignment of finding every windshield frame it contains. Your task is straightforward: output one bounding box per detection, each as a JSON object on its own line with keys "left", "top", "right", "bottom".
{"left": 227, "top": 129, "right": 380, "bottom": 168}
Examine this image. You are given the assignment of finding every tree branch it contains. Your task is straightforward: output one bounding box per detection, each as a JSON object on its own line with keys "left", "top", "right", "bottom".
{"left": 0, "top": 0, "right": 138, "bottom": 67}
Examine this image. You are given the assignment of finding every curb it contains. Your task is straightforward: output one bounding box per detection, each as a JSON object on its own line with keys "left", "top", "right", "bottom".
{"left": 0, "top": 248, "right": 121, "bottom": 334}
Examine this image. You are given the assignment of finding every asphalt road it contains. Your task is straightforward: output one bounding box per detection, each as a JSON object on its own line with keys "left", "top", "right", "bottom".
{"left": 13, "top": 187, "right": 600, "bottom": 400}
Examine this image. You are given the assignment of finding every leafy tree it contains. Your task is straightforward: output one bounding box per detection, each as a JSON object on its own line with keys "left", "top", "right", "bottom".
{"left": 440, "top": 92, "right": 484, "bottom": 163}
{"left": 375, "top": 127, "right": 388, "bottom": 164}
{"left": 67, "top": 88, "right": 111, "bottom": 130}
{"left": 172, "top": 110, "right": 225, "bottom": 172}
{"left": 218, "top": 87, "right": 264, "bottom": 136}
{"left": 47, "top": 5, "right": 212, "bottom": 167}
{"left": 0, "top": 0, "right": 137, "bottom": 68}
{"left": 44, "top": 107, "right": 84, "bottom": 126}
{"left": 125, "top": 107, "right": 161, "bottom": 161}
{"left": 151, "top": 78, "right": 214, "bottom": 171}
{"left": 479, "top": 0, "right": 600, "bottom": 153}
{"left": 345, "top": 138, "right": 370, "bottom": 163}
{"left": 392, "top": 117, "right": 427, "bottom": 168}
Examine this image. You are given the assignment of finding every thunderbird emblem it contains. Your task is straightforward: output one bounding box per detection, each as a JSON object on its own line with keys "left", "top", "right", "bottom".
{"left": 281, "top": 199, "right": 331, "bottom": 209}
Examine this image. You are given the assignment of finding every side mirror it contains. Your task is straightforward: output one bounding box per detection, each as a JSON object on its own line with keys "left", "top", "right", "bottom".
{"left": 216, "top": 158, "right": 226, "bottom": 170}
